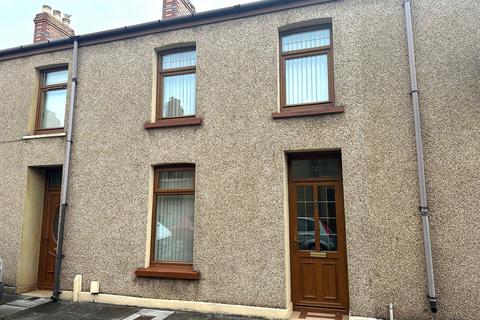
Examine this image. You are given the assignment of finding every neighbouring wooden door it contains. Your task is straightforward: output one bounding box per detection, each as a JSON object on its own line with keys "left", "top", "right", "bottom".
{"left": 289, "top": 154, "right": 349, "bottom": 312}
{"left": 38, "top": 169, "right": 62, "bottom": 290}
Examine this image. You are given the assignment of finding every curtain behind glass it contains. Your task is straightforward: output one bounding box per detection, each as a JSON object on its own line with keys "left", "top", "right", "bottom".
{"left": 162, "top": 74, "right": 196, "bottom": 117}
{"left": 155, "top": 195, "right": 194, "bottom": 263}
{"left": 286, "top": 54, "right": 329, "bottom": 105}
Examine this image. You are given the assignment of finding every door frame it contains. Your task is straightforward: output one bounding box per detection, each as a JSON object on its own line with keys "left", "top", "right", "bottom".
{"left": 287, "top": 151, "right": 349, "bottom": 313}
{"left": 37, "top": 168, "right": 62, "bottom": 290}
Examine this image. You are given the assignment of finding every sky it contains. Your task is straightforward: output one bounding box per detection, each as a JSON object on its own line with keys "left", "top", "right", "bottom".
{"left": 0, "top": 0, "right": 257, "bottom": 50}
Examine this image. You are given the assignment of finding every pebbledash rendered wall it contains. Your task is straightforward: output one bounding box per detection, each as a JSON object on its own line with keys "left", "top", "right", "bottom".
{"left": 0, "top": 0, "right": 478, "bottom": 319}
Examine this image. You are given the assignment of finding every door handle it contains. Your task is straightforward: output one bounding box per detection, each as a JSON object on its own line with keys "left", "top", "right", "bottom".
{"left": 310, "top": 251, "right": 327, "bottom": 258}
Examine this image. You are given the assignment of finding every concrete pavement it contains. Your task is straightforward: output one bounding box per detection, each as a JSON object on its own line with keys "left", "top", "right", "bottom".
{"left": 0, "top": 294, "right": 263, "bottom": 320}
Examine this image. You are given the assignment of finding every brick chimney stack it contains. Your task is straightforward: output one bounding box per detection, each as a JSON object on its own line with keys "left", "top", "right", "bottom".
{"left": 162, "top": 0, "right": 196, "bottom": 19}
{"left": 33, "top": 5, "right": 75, "bottom": 43}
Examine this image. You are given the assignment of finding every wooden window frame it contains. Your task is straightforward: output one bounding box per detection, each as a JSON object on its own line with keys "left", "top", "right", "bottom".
{"left": 135, "top": 164, "right": 200, "bottom": 280}
{"left": 144, "top": 47, "right": 202, "bottom": 129}
{"left": 273, "top": 25, "right": 344, "bottom": 119}
{"left": 35, "top": 67, "right": 68, "bottom": 134}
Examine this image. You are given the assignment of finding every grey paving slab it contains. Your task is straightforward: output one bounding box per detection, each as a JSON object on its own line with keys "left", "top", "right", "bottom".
{"left": 11, "top": 301, "right": 59, "bottom": 315}
{"left": 84, "top": 305, "right": 140, "bottom": 320}
{"left": 0, "top": 305, "right": 26, "bottom": 318}
{"left": 0, "top": 295, "right": 19, "bottom": 305}
{"left": 210, "top": 315, "right": 262, "bottom": 320}
{"left": 6, "top": 299, "right": 49, "bottom": 308}
{"left": 164, "top": 311, "right": 212, "bottom": 320}
{"left": 139, "top": 309, "right": 174, "bottom": 320}
{"left": 42, "top": 311, "right": 87, "bottom": 320}
{"left": 4, "top": 313, "right": 47, "bottom": 320}
{"left": 122, "top": 309, "right": 174, "bottom": 320}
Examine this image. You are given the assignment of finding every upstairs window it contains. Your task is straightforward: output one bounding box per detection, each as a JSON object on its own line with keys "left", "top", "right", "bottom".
{"left": 278, "top": 25, "right": 337, "bottom": 116}
{"left": 36, "top": 68, "right": 68, "bottom": 133}
{"left": 158, "top": 49, "right": 196, "bottom": 119}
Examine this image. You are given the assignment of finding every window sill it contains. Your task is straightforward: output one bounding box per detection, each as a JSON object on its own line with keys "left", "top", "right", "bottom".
{"left": 22, "top": 132, "right": 66, "bottom": 140}
{"left": 144, "top": 117, "right": 203, "bottom": 129}
{"left": 272, "top": 105, "right": 344, "bottom": 119}
{"left": 135, "top": 265, "right": 200, "bottom": 280}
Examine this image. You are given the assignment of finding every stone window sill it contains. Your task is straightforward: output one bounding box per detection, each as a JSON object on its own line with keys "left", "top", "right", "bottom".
{"left": 272, "top": 105, "right": 344, "bottom": 119}
{"left": 144, "top": 117, "right": 203, "bottom": 129}
{"left": 135, "top": 265, "right": 200, "bottom": 280}
{"left": 22, "top": 132, "right": 66, "bottom": 140}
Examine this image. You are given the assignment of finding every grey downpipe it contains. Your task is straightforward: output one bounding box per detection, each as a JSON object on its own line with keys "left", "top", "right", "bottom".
{"left": 52, "top": 39, "right": 79, "bottom": 301}
{"left": 403, "top": 0, "right": 438, "bottom": 313}
{"left": 0, "top": 258, "right": 4, "bottom": 299}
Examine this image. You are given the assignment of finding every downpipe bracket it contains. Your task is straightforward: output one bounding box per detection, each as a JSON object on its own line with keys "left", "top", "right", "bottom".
{"left": 419, "top": 206, "right": 429, "bottom": 216}
{"left": 429, "top": 295, "right": 438, "bottom": 313}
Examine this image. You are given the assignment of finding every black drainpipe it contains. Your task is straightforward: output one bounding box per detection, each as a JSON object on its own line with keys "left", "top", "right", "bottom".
{"left": 52, "top": 38, "right": 79, "bottom": 301}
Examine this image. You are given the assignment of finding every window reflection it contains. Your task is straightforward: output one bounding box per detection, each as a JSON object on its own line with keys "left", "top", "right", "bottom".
{"left": 318, "top": 186, "right": 337, "bottom": 251}
{"left": 42, "top": 89, "right": 66, "bottom": 128}
{"left": 297, "top": 186, "right": 315, "bottom": 250}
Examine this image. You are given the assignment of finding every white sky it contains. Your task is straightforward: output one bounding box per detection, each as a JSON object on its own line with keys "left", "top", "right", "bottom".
{"left": 0, "top": 0, "right": 258, "bottom": 50}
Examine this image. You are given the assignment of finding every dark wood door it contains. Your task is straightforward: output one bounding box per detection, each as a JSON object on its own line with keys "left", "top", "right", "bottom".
{"left": 38, "top": 170, "right": 62, "bottom": 290}
{"left": 289, "top": 155, "right": 349, "bottom": 312}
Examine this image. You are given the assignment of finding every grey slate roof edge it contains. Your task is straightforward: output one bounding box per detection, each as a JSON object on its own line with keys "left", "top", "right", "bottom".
{"left": 0, "top": 0, "right": 339, "bottom": 61}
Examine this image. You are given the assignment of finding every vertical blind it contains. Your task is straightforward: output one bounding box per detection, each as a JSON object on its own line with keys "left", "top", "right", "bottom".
{"left": 162, "top": 50, "right": 196, "bottom": 118}
{"left": 282, "top": 28, "right": 330, "bottom": 53}
{"left": 159, "top": 170, "right": 194, "bottom": 189}
{"left": 162, "top": 74, "right": 196, "bottom": 117}
{"left": 155, "top": 169, "right": 195, "bottom": 263}
{"left": 285, "top": 54, "right": 329, "bottom": 105}
{"left": 162, "top": 51, "right": 196, "bottom": 69}
{"left": 282, "top": 28, "right": 331, "bottom": 106}
{"left": 155, "top": 195, "right": 194, "bottom": 262}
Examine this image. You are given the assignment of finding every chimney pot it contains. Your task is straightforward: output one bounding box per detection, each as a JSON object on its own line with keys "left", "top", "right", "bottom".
{"left": 53, "top": 9, "right": 61, "bottom": 20}
{"left": 62, "top": 17, "right": 71, "bottom": 26}
{"left": 42, "top": 5, "right": 52, "bottom": 14}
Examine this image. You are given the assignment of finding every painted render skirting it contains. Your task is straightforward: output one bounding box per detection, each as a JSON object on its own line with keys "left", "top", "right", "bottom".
{"left": 60, "top": 290, "right": 294, "bottom": 319}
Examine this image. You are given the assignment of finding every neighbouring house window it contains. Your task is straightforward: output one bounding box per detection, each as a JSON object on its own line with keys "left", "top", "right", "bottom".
{"left": 36, "top": 68, "right": 68, "bottom": 132}
{"left": 152, "top": 165, "right": 195, "bottom": 264}
{"left": 280, "top": 26, "right": 334, "bottom": 109}
{"left": 158, "top": 49, "right": 196, "bottom": 119}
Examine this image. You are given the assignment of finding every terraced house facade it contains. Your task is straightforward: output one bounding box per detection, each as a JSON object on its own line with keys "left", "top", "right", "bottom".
{"left": 0, "top": 0, "right": 478, "bottom": 319}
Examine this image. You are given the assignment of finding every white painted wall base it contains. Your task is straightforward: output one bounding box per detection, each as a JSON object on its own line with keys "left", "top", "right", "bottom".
{"left": 58, "top": 290, "right": 292, "bottom": 319}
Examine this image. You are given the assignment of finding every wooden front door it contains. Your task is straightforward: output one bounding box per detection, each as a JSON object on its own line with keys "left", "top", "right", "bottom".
{"left": 289, "top": 154, "right": 349, "bottom": 312}
{"left": 38, "top": 169, "right": 62, "bottom": 290}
